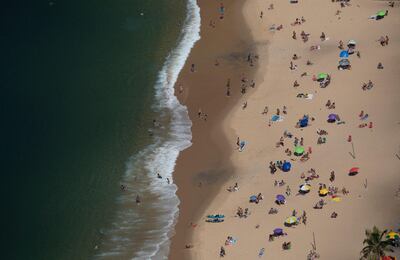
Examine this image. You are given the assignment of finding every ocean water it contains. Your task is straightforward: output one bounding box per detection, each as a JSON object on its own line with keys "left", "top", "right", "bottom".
{"left": 0, "top": 0, "right": 199, "bottom": 259}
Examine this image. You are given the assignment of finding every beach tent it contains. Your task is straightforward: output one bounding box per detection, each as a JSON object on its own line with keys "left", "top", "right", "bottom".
{"left": 276, "top": 194, "right": 286, "bottom": 204}
{"left": 327, "top": 114, "right": 337, "bottom": 123}
{"left": 284, "top": 216, "right": 298, "bottom": 226}
{"left": 299, "top": 183, "right": 311, "bottom": 193}
{"left": 299, "top": 116, "right": 309, "bottom": 128}
{"left": 349, "top": 167, "right": 359, "bottom": 176}
{"left": 273, "top": 228, "right": 284, "bottom": 236}
{"left": 317, "top": 73, "right": 328, "bottom": 82}
{"left": 339, "top": 50, "right": 349, "bottom": 58}
{"left": 319, "top": 188, "right": 329, "bottom": 197}
{"left": 282, "top": 162, "right": 291, "bottom": 172}
{"left": 294, "top": 146, "right": 305, "bottom": 156}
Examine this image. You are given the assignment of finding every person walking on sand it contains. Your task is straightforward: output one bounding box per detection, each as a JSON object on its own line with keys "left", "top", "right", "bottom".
{"left": 292, "top": 31, "right": 297, "bottom": 40}
{"left": 262, "top": 106, "right": 269, "bottom": 115}
{"left": 190, "top": 63, "right": 195, "bottom": 72}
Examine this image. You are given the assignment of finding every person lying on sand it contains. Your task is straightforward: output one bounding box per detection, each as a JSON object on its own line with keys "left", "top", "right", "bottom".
{"left": 377, "top": 62, "right": 384, "bottom": 69}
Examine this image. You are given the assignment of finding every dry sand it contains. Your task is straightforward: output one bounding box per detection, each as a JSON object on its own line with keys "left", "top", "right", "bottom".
{"left": 170, "top": 0, "right": 400, "bottom": 259}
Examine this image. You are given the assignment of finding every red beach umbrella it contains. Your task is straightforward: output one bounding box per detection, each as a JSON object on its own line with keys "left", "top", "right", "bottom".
{"left": 349, "top": 167, "right": 359, "bottom": 176}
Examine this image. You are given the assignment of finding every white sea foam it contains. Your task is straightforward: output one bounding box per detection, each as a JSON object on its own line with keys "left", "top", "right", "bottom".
{"left": 94, "top": 0, "right": 200, "bottom": 259}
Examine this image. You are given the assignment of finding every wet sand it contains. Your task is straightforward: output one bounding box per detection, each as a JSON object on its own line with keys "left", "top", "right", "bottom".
{"left": 169, "top": 0, "right": 258, "bottom": 259}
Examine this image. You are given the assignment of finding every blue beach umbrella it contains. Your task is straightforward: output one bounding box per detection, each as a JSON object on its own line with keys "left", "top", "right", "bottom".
{"left": 339, "top": 50, "right": 349, "bottom": 58}
{"left": 282, "top": 162, "right": 291, "bottom": 172}
{"left": 276, "top": 194, "right": 286, "bottom": 202}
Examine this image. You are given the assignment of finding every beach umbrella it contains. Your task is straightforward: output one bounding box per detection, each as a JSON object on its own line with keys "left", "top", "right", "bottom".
{"left": 273, "top": 228, "right": 284, "bottom": 236}
{"left": 387, "top": 231, "right": 400, "bottom": 240}
{"left": 319, "top": 188, "right": 329, "bottom": 197}
{"left": 294, "top": 146, "right": 305, "bottom": 156}
{"left": 276, "top": 194, "right": 285, "bottom": 201}
{"left": 250, "top": 195, "right": 258, "bottom": 202}
{"left": 339, "top": 50, "right": 349, "bottom": 58}
{"left": 299, "top": 183, "right": 311, "bottom": 193}
{"left": 282, "top": 161, "right": 291, "bottom": 172}
{"left": 317, "top": 73, "right": 328, "bottom": 81}
{"left": 327, "top": 114, "right": 337, "bottom": 123}
{"left": 299, "top": 117, "right": 309, "bottom": 128}
{"left": 348, "top": 39, "right": 357, "bottom": 46}
{"left": 377, "top": 10, "right": 386, "bottom": 17}
{"left": 349, "top": 167, "right": 359, "bottom": 176}
{"left": 339, "top": 59, "right": 350, "bottom": 66}
{"left": 285, "top": 216, "right": 298, "bottom": 225}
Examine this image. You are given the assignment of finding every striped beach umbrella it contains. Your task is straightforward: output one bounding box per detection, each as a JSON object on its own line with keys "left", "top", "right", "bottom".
{"left": 387, "top": 231, "right": 400, "bottom": 240}
{"left": 299, "top": 184, "right": 311, "bottom": 193}
{"left": 285, "top": 216, "right": 298, "bottom": 225}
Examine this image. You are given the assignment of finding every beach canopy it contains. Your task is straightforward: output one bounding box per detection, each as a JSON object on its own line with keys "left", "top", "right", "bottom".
{"left": 282, "top": 161, "right": 291, "bottom": 172}
{"left": 339, "top": 59, "right": 350, "bottom": 66}
{"left": 276, "top": 194, "right": 286, "bottom": 202}
{"left": 349, "top": 167, "right": 359, "bottom": 176}
{"left": 317, "top": 73, "right": 328, "bottom": 80}
{"left": 319, "top": 188, "right": 329, "bottom": 196}
{"left": 294, "top": 146, "right": 305, "bottom": 156}
{"left": 285, "top": 216, "right": 298, "bottom": 225}
{"left": 348, "top": 39, "right": 357, "bottom": 46}
{"left": 387, "top": 231, "right": 400, "bottom": 240}
{"left": 299, "top": 183, "right": 311, "bottom": 193}
{"left": 273, "top": 228, "right": 284, "bottom": 236}
{"left": 340, "top": 50, "right": 349, "bottom": 58}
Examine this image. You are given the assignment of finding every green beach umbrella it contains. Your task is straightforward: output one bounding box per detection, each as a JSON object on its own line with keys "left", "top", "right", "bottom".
{"left": 294, "top": 146, "right": 305, "bottom": 156}
{"left": 377, "top": 10, "right": 386, "bottom": 17}
{"left": 318, "top": 73, "right": 328, "bottom": 80}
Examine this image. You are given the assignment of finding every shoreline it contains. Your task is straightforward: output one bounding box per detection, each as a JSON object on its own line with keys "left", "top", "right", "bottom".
{"left": 169, "top": 0, "right": 259, "bottom": 258}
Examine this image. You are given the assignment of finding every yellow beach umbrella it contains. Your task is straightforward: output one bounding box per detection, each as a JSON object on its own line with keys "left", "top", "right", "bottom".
{"left": 319, "top": 188, "right": 329, "bottom": 196}
{"left": 331, "top": 197, "right": 342, "bottom": 202}
{"left": 285, "top": 216, "right": 298, "bottom": 225}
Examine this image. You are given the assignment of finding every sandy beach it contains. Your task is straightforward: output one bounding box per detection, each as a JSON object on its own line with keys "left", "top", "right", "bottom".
{"left": 170, "top": 0, "right": 400, "bottom": 259}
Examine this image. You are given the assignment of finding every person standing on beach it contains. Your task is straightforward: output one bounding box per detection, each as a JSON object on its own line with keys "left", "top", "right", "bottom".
{"left": 190, "top": 63, "right": 195, "bottom": 72}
